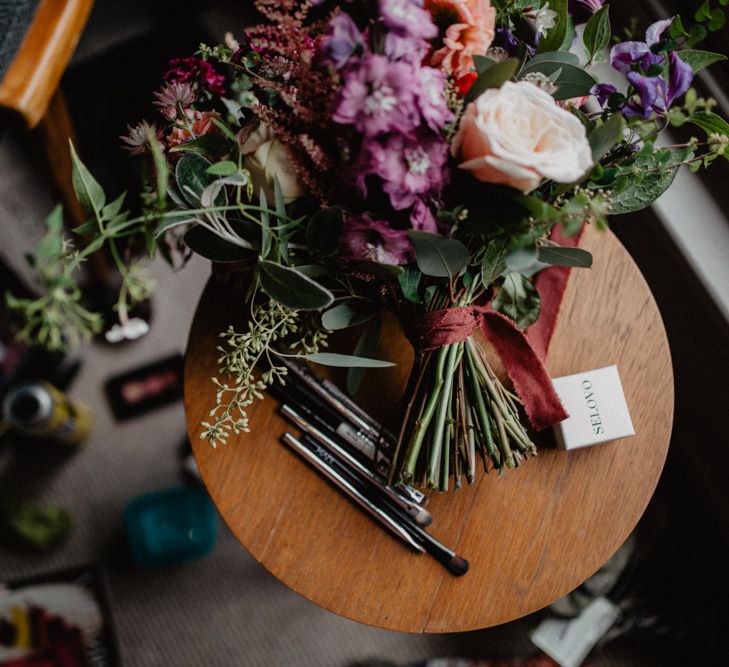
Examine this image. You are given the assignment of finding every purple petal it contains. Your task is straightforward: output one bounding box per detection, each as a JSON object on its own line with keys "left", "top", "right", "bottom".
{"left": 591, "top": 82, "right": 617, "bottom": 106}
{"left": 667, "top": 50, "right": 693, "bottom": 105}
{"left": 627, "top": 72, "right": 667, "bottom": 117}
{"left": 610, "top": 41, "right": 651, "bottom": 73}
{"left": 645, "top": 18, "right": 673, "bottom": 46}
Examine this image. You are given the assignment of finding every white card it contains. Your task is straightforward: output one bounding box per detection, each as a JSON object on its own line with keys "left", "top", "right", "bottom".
{"left": 531, "top": 596, "right": 621, "bottom": 667}
{"left": 551, "top": 365, "right": 635, "bottom": 450}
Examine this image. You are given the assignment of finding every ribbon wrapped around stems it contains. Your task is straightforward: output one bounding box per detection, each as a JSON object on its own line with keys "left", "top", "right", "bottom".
{"left": 406, "top": 305, "right": 567, "bottom": 432}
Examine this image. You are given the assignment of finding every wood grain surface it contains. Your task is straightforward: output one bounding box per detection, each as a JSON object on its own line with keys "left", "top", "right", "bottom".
{"left": 0, "top": 0, "right": 93, "bottom": 128}
{"left": 184, "top": 225, "right": 673, "bottom": 633}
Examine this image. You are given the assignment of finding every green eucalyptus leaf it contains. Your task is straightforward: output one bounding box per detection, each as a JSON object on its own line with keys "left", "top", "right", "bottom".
{"left": 473, "top": 55, "right": 496, "bottom": 74}
{"left": 259, "top": 189, "right": 272, "bottom": 260}
{"left": 321, "top": 301, "right": 376, "bottom": 330}
{"left": 259, "top": 260, "right": 334, "bottom": 310}
{"left": 347, "top": 316, "right": 383, "bottom": 395}
{"left": 398, "top": 267, "right": 422, "bottom": 304}
{"left": 465, "top": 58, "right": 520, "bottom": 103}
{"left": 481, "top": 240, "right": 508, "bottom": 286}
{"left": 589, "top": 113, "right": 625, "bottom": 162}
{"left": 505, "top": 244, "right": 539, "bottom": 272}
{"left": 304, "top": 352, "right": 393, "bottom": 368}
{"left": 176, "top": 154, "right": 220, "bottom": 207}
{"left": 69, "top": 141, "right": 105, "bottom": 216}
{"left": 492, "top": 272, "right": 541, "bottom": 330}
{"left": 184, "top": 226, "right": 254, "bottom": 261}
{"left": 525, "top": 50, "right": 580, "bottom": 68}
{"left": 537, "top": 0, "right": 568, "bottom": 53}
{"left": 295, "top": 264, "right": 329, "bottom": 278}
{"left": 677, "top": 49, "right": 727, "bottom": 73}
{"left": 538, "top": 242, "right": 593, "bottom": 267}
{"left": 522, "top": 61, "right": 597, "bottom": 100}
{"left": 583, "top": 4, "right": 611, "bottom": 58}
{"left": 408, "top": 231, "right": 470, "bottom": 279}
{"left": 306, "top": 206, "right": 343, "bottom": 255}
{"left": 206, "top": 161, "right": 238, "bottom": 177}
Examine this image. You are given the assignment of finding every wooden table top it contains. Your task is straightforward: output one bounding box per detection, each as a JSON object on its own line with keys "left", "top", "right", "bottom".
{"left": 184, "top": 224, "right": 673, "bottom": 633}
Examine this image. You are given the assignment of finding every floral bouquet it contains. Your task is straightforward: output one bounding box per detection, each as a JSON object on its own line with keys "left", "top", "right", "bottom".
{"left": 9, "top": 0, "right": 729, "bottom": 492}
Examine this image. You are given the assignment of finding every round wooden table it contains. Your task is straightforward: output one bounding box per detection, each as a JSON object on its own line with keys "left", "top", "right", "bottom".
{"left": 184, "top": 225, "right": 673, "bottom": 633}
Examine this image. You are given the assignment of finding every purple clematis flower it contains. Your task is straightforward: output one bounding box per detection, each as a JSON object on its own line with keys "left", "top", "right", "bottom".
{"left": 333, "top": 55, "right": 420, "bottom": 136}
{"left": 323, "top": 12, "right": 364, "bottom": 69}
{"left": 493, "top": 28, "right": 520, "bottom": 55}
{"left": 568, "top": 0, "right": 605, "bottom": 25}
{"left": 341, "top": 214, "right": 413, "bottom": 265}
{"left": 379, "top": 0, "right": 438, "bottom": 40}
{"left": 607, "top": 18, "right": 693, "bottom": 118}
{"left": 591, "top": 82, "right": 618, "bottom": 106}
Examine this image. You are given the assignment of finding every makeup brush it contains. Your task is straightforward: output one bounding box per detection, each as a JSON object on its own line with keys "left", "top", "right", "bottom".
{"left": 281, "top": 433, "right": 425, "bottom": 554}
{"left": 281, "top": 403, "right": 432, "bottom": 527}
{"left": 297, "top": 432, "right": 469, "bottom": 577}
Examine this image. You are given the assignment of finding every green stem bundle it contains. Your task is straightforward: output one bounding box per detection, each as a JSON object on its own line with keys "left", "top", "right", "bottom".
{"left": 391, "top": 308, "right": 538, "bottom": 493}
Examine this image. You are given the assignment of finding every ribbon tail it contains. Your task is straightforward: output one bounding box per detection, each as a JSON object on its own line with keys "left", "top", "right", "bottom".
{"left": 478, "top": 310, "right": 568, "bottom": 431}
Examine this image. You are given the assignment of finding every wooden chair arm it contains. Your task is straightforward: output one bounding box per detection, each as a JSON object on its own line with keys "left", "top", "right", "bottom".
{"left": 0, "top": 0, "right": 93, "bottom": 128}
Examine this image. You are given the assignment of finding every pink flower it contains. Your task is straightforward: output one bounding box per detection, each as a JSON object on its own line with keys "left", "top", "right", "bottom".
{"left": 341, "top": 214, "right": 413, "bottom": 265}
{"left": 166, "top": 111, "right": 220, "bottom": 150}
{"left": 426, "top": 0, "right": 496, "bottom": 78}
{"left": 120, "top": 121, "right": 161, "bottom": 155}
{"left": 452, "top": 81, "right": 593, "bottom": 192}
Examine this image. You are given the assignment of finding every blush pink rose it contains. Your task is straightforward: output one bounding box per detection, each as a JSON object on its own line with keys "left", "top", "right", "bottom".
{"left": 452, "top": 81, "right": 593, "bottom": 193}
{"left": 426, "top": 0, "right": 496, "bottom": 79}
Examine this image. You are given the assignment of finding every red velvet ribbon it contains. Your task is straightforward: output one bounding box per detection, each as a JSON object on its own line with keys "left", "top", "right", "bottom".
{"left": 405, "top": 227, "right": 583, "bottom": 431}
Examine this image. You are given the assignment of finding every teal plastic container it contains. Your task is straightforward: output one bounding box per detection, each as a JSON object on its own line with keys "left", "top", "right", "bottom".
{"left": 124, "top": 487, "right": 217, "bottom": 566}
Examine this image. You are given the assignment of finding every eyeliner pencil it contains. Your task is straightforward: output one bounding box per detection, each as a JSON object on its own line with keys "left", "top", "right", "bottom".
{"left": 281, "top": 403, "right": 433, "bottom": 527}
{"left": 281, "top": 433, "right": 425, "bottom": 554}
{"left": 296, "top": 432, "right": 469, "bottom": 577}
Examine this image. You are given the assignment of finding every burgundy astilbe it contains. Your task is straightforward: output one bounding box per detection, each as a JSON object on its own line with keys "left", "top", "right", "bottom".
{"left": 240, "top": 0, "right": 347, "bottom": 205}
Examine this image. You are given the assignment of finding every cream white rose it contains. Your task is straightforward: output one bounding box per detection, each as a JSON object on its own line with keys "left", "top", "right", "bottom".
{"left": 239, "top": 123, "right": 306, "bottom": 203}
{"left": 452, "top": 81, "right": 593, "bottom": 193}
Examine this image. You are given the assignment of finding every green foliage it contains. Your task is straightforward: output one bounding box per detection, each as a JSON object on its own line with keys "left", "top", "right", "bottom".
{"left": 521, "top": 58, "right": 597, "bottom": 101}
{"left": 465, "top": 58, "right": 520, "bottom": 103}
{"left": 408, "top": 231, "right": 471, "bottom": 279}
{"left": 5, "top": 206, "right": 102, "bottom": 351}
{"left": 304, "top": 353, "right": 394, "bottom": 368}
{"left": 677, "top": 49, "right": 727, "bottom": 74}
{"left": 492, "top": 273, "right": 541, "bottom": 330}
{"left": 589, "top": 114, "right": 625, "bottom": 162}
{"left": 538, "top": 242, "right": 593, "bottom": 268}
{"left": 306, "top": 207, "right": 343, "bottom": 255}
{"left": 480, "top": 240, "right": 508, "bottom": 286}
{"left": 537, "top": 0, "right": 568, "bottom": 53}
{"left": 347, "top": 316, "right": 383, "bottom": 395}
{"left": 397, "top": 267, "right": 422, "bottom": 304}
{"left": 583, "top": 4, "right": 611, "bottom": 60}
{"left": 321, "top": 300, "right": 376, "bottom": 330}
{"left": 258, "top": 260, "right": 334, "bottom": 310}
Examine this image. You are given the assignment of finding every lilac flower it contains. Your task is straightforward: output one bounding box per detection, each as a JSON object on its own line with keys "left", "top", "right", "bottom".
{"left": 369, "top": 130, "right": 449, "bottom": 210}
{"left": 333, "top": 55, "right": 419, "bottom": 136}
{"left": 568, "top": 0, "right": 605, "bottom": 25}
{"left": 608, "top": 19, "right": 693, "bottom": 118}
{"left": 341, "top": 214, "right": 413, "bottom": 265}
{"left": 409, "top": 199, "right": 439, "bottom": 232}
{"left": 379, "top": 0, "right": 437, "bottom": 40}
{"left": 416, "top": 66, "right": 454, "bottom": 132}
{"left": 384, "top": 32, "right": 430, "bottom": 64}
{"left": 323, "top": 12, "right": 363, "bottom": 69}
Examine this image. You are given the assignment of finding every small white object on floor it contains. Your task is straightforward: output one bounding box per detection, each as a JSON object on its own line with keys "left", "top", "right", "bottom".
{"left": 105, "top": 317, "right": 150, "bottom": 344}
{"left": 551, "top": 365, "right": 634, "bottom": 451}
{"left": 531, "top": 596, "right": 621, "bottom": 667}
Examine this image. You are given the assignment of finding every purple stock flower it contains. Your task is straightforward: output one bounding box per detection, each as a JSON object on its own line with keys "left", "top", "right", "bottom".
{"left": 333, "top": 55, "right": 420, "bottom": 135}
{"left": 369, "top": 130, "right": 449, "bottom": 210}
{"left": 568, "top": 0, "right": 604, "bottom": 25}
{"left": 323, "top": 12, "right": 364, "bottom": 69}
{"left": 379, "top": 0, "right": 438, "bottom": 40}
{"left": 384, "top": 32, "right": 430, "bottom": 64}
{"left": 416, "top": 66, "right": 454, "bottom": 132}
{"left": 410, "top": 199, "right": 439, "bottom": 232}
{"left": 341, "top": 214, "right": 413, "bottom": 265}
